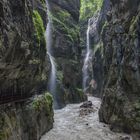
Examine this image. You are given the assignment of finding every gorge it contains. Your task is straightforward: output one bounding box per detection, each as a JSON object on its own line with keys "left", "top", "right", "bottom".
{"left": 0, "top": 0, "right": 140, "bottom": 140}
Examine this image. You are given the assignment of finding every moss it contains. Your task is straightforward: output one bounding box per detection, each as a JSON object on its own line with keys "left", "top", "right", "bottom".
{"left": 29, "top": 59, "right": 40, "bottom": 64}
{"left": 50, "top": 10, "right": 80, "bottom": 43}
{"left": 0, "top": 115, "right": 13, "bottom": 140}
{"left": 93, "top": 41, "right": 103, "bottom": 55}
{"left": 80, "top": 0, "right": 103, "bottom": 21}
{"left": 41, "top": 72, "right": 47, "bottom": 80}
{"left": 32, "top": 98, "right": 41, "bottom": 111}
{"left": 76, "top": 88, "right": 84, "bottom": 99}
{"left": 69, "top": 60, "right": 79, "bottom": 65}
{"left": 32, "top": 10, "right": 45, "bottom": 47}
{"left": 57, "top": 71, "right": 63, "bottom": 81}
{"left": 44, "top": 92, "right": 53, "bottom": 106}
{"left": 0, "top": 130, "right": 9, "bottom": 140}
{"left": 101, "top": 21, "right": 108, "bottom": 35}
{"left": 32, "top": 92, "right": 53, "bottom": 111}
{"left": 129, "top": 16, "right": 138, "bottom": 33}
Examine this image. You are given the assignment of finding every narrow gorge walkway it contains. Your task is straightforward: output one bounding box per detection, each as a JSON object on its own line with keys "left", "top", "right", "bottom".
{"left": 41, "top": 97, "right": 132, "bottom": 140}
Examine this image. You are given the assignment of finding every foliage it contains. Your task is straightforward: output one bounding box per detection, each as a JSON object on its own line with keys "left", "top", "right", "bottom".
{"left": 80, "top": 0, "right": 103, "bottom": 21}
{"left": 50, "top": 10, "right": 80, "bottom": 43}
{"left": 32, "top": 10, "right": 45, "bottom": 46}
{"left": 32, "top": 92, "right": 53, "bottom": 111}
{"left": 44, "top": 92, "right": 53, "bottom": 106}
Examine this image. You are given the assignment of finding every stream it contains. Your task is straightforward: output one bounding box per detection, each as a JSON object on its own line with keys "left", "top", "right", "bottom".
{"left": 41, "top": 96, "right": 132, "bottom": 140}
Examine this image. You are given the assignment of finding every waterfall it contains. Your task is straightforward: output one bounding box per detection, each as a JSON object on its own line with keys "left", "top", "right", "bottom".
{"left": 46, "top": 0, "right": 57, "bottom": 108}
{"left": 82, "top": 19, "right": 93, "bottom": 93}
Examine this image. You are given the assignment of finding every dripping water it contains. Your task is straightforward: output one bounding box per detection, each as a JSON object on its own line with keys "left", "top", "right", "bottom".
{"left": 82, "top": 19, "right": 93, "bottom": 93}
{"left": 45, "top": 0, "right": 58, "bottom": 108}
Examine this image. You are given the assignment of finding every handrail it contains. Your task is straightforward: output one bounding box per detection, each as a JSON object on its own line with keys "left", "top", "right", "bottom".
{"left": 0, "top": 88, "right": 47, "bottom": 105}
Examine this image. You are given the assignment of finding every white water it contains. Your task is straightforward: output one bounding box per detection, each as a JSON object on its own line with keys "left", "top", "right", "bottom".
{"left": 41, "top": 96, "right": 132, "bottom": 140}
{"left": 82, "top": 19, "right": 93, "bottom": 92}
{"left": 46, "top": 0, "right": 57, "bottom": 108}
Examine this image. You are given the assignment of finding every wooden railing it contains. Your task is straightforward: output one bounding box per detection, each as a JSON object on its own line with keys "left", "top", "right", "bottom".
{"left": 0, "top": 86, "right": 47, "bottom": 105}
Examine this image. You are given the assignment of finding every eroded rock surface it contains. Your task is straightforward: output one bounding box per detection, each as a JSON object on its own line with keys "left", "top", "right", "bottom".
{"left": 0, "top": 0, "right": 49, "bottom": 103}
{"left": 98, "top": 0, "right": 140, "bottom": 138}
{"left": 47, "top": 0, "right": 86, "bottom": 107}
{"left": 0, "top": 93, "right": 53, "bottom": 140}
{"left": 0, "top": 0, "right": 54, "bottom": 139}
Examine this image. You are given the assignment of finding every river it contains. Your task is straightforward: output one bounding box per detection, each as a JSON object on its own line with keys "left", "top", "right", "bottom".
{"left": 41, "top": 96, "right": 132, "bottom": 140}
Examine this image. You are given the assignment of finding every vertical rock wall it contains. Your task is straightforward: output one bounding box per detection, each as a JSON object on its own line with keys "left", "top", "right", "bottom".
{"left": 0, "top": 0, "right": 54, "bottom": 139}
{"left": 0, "top": 93, "right": 53, "bottom": 140}
{"left": 0, "top": 0, "right": 49, "bottom": 103}
{"left": 98, "top": 0, "right": 140, "bottom": 138}
{"left": 48, "top": 0, "right": 86, "bottom": 107}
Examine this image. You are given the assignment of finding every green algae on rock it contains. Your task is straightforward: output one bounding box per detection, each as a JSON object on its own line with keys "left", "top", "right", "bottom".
{"left": 0, "top": 94, "right": 54, "bottom": 140}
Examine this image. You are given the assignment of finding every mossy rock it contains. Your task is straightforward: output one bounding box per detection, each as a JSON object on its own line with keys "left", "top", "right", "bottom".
{"left": 51, "top": 10, "right": 80, "bottom": 43}
{"left": 32, "top": 92, "right": 53, "bottom": 111}
{"left": 32, "top": 10, "right": 46, "bottom": 47}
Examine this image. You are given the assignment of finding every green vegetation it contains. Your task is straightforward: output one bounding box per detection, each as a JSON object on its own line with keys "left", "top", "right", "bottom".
{"left": 93, "top": 42, "right": 103, "bottom": 56}
{"left": 45, "top": 92, "right": 53, "bottom": 106}
{"left": 80, "top": 0, "right": 103, "bottom": 20}
{"left": 57, "top": 71, "right": 63, "bottom": 81}
{"left": 76, "top": 88, "right": 84, "bottom": 99}
{"left": 32, "top": 92, "right": 53, "bottom": 111}
{"left": 32, "top": 10, "right": 45, "bottom": 46}
{"left": 50, "top": 10, "right": 80, "bottom": 43}
{"left": 129, "top": 16, "right": 138, "bottom": 37}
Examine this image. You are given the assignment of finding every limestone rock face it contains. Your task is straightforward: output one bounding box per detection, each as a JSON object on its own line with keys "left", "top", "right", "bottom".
{"left": 0, "top": 0, "right": 54, "bottom": 139}
{"left": 85, "top": 0, "right": 111, "bottom": 97}
{"left": 0, "top": 0, "right": 49, "bottom": 103}
{"left": 0, "top": 93, "right": 54, "bottom": 140}
{"left": 98, "top": 0, "right": 140, "bottom": 137}
{"left": 48, "top": 0, "right": 86, "bottom": 107}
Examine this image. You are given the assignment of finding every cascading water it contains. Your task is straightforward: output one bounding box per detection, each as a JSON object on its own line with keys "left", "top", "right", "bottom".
{"left": 46, "top": 0, "right": 57, "bottom": 108}
{"left": 82, "top": 19, "right": 93, "bottom": 93}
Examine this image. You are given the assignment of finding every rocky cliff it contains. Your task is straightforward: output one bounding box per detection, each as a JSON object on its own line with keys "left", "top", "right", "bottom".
{"left": 98, "top": 0, "right": 140, "bottom": 138}
{"left": 88, "top": 0, "right": 110, "bottom": 97}
{"left": 0, "top": 93, "right": 53, "bottom": 140}
{"left": 0, "top": 0, "right": 49, "bottom": 103}
{"left": 47, "top": 0, "right": 86, "bottom": 108}
{"left": 0, "top": 0, "right": 54, "bottom": 139}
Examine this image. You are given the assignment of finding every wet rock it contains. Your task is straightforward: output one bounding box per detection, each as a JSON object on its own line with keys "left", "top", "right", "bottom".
{"left": 79, "top": 100, "right": 95, "bottom": 116}
{"left": 0, "top": 93, "right": 54, "bottom": 140}
{"left": 119, "top": 136, "right": 131, "bottom": 140}
{"left": 0, "top": 0, "right": 53, "bottom": 139}
{"left": 98, "top": 0, "right": 140, "bottom": 137}
{"left": 0, "top": 0, "right": 49, "bottom": 104}
{"left": 86, "top": 0, "right": 111, "bottom": 97}
{"left": 80, "top": 101, "right": 92, "bottom": 108}
{"left": 47, "top": 0, "right": 86, "bottom": 105}
{"left": 79, "top": 108, "right": 95, "bottom": 116}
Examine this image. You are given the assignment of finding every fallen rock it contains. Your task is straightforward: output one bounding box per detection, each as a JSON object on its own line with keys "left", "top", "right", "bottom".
{"left": 79, "top": 100, "right": 95, "bottom": 116}
{"left": 80, "top": 101, "right": 92, "bottom": 108}
{"left": 79, "top": 108, "right": 95, "bottom": 116}
{"left": 119, "top": 136, "right": 131, "bottom": 140}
